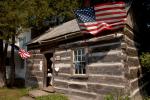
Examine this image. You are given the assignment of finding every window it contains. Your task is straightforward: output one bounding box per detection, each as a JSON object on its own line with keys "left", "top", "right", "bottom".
{"left": 73, "top": 48, "right": 86, "bottom": 74}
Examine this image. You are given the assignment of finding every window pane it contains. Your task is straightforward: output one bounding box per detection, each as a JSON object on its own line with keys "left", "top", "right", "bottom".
{"left": 74, "top": 48, "right": 86, "bottom": 74}
{"left": 78, "top": 49, "right": 81, "bottom": 55}
{"left": 78, "top": 56, "right": 81, "bottom": 61}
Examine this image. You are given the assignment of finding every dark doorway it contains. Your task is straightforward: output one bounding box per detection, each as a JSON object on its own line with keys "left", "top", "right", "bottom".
{"left": 44, "top": 53, "right": 53, "bottom": 87}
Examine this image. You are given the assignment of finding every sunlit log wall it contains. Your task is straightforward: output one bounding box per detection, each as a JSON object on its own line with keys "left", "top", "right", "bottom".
{"left": 26, "top": 26, "right": 144, "bottom": 99}
{"left": 52, "top": 26, "right": 143, "bottom": 99}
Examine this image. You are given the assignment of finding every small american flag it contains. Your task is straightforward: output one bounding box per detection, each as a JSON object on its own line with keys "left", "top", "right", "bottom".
{"left": 75, "top": 2, "right": 127, "bottom": 35}
{"left": 18, "top": 49, "right": 31, "bottom": 59}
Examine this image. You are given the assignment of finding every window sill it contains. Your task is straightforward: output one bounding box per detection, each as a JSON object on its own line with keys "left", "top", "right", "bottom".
{"left": 70, "top": 74, "right": 88, "bottom": 79}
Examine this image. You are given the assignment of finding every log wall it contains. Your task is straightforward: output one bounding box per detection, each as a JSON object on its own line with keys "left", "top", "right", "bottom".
{"left": 53, "top": 27, "right": 144, "bottom": 99}
{"left": 26, "top": 27, "right": 144, "bottom": 100}
{"left": 25, "top": 49, "right": 45, "bottom": 88}
{"left": 53, "top": 32, "right": 128, "bottom": 99}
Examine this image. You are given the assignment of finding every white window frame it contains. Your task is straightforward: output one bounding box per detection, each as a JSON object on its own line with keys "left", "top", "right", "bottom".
{"left": 73, "top": 48, "right": 86, "bottom": 74}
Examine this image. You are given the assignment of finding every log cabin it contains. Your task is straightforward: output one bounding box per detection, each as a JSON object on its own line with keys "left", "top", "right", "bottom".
{"left": 26, "top": 7, "right": 147, "bottom": 100}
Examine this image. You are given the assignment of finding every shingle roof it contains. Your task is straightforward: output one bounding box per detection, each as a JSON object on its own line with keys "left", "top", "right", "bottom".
{"left": 30, "top": 19, "right": 80, "bottom": 44}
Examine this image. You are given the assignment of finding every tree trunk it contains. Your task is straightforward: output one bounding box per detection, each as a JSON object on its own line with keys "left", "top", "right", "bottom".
{"left": 10, "top": 35, "right": 15, "bottom": 87}
{"left": 3, "top": 43, "right": 8, "bottom": 85}
{"left": 0, "top": 39, "right": 5, "bottom": 87}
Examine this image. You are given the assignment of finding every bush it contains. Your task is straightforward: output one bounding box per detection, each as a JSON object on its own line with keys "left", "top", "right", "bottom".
{"left": 140, "top": 52, "right": 150, "bottom": 72}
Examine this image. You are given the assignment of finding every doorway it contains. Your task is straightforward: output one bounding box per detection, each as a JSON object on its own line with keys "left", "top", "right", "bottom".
{"left": 44, "top": 53, "right": 53, "bottom": 87}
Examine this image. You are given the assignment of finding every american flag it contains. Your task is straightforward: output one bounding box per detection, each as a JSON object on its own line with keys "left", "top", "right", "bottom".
{"left": 18, "top": 49, "right": 31, "bottom": 59}
{"left": 75, "top": 2, "right": 127, "bottom": 35}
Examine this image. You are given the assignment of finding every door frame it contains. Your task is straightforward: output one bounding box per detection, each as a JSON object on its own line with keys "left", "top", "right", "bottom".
{"left": 43, "top": 52, "right": 54, "bottom": 88}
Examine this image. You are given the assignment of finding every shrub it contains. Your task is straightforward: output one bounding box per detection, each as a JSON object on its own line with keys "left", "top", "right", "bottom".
{"left": 140, "top": 52, "right": 150, "bottom": 72}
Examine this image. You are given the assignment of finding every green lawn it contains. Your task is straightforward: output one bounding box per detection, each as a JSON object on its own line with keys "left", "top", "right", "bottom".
{"left": 36, "top": 94, "right": 69, "bottom": 100}
{"left": 0, "top": 88, "right": 28, "bottom": 100}
{"left": 0, "top": 88, "right": 68, "bottom": 100}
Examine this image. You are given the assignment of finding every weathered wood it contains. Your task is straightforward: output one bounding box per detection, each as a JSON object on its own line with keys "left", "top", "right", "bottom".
{"left": 55, "top": 87, "right": 97, "bottom": 99}
{"left": 54, "top": 79, "right": 68, "bottom": 88}
{"left": 88, "top": 51, "right": 123, "bottom": 63}
{"left": 130, "top": 78, "right": 139, "bottom": 93}
{"left": 68, "top": 82, "right": 87, "bottom": 91}
{"left": 26, "top": 71, "right": 44, "bottom": 77}
{"left": 89, "top": 42, "right": 122, "bottom": 53}
{"left": 126, "top": 47, "right": 139, "bottom": 57}
{"left": 127, "top": 57, "right": 140, "bottom": 67}
{"left": 57, "top": 67, "right": 72, "bottom": 74}
{"left": 87, "top": 63, "right": 124, "bottom": 75}
{"left": 87, "top": 83, "right": 125, "bottom": 95}
{"left": 88, "top": 75, "right": 125, "bottom": 85}
{"left": 58, "top": 33, "right": 123, "bottom": 49}
{"left": 129, "top": 67, "right": 142, "bottom": 79}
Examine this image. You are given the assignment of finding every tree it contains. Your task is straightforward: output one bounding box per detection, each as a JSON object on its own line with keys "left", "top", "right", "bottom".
{"left": 0, "top": 0, "right": 82, "bottom": 87}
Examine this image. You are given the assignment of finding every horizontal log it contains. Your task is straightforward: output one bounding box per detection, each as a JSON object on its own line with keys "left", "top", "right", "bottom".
{"left": 89, "top": 42, "right": 121, "bottom": 53}
{"left": 54, "top": 52, "right": 72, "bottom": 58}
{"left": 127, "top": 57, "right": 140, "bottom": 67}
{"left": 126, "top": 47, "right": 138, "bottom": 57}
{"left": 26, "top": 76, "right": 43, "bottom": 83}
{"left": 57, "top": 66, "right": 72, "bottom": 74}
{"left": 26, "top": 80, "right": 43, "bottom": 88}
{"left": 26, "top": 71, "right": 43, "bottom": 77}
{"left": 55, "top": 49, "right": 71, "bottom": 55}
{"left": 27, "top": 59, "right": 43, "bottom": 64}
{"left": 27, "top": 65, "right": 41, "bottom": 71}
{"left": 88, "top": 50, "right": 123, "bottom": 63}
{"left": 58, "top": 33, "right": 123, "bottom": 49}
{"left": 29, "top": 50, "right": 41, "bottom": 54}
{"left": 55, "top": 59, "right": 72, "bottom": 64}
{"left": 54, "top": 87, "right": 97, "bottom": 99}
{"left": 54, "top": 73, "right": 71, "bottom": 80}
{"left": 54, "top": 79, "right": 68, "bottom": 88}
{"left": 129, "top": 67, "right": 142, "bottom": 79}
{"left": 130, "top": 78, "right": 139, "bottom": 93}
{"left": 54, "top": 63, "right": 72, "bottom": 68}
{"left": 68, "top": 82, "right": 87, "bottom": 91}
{"left": 123, "top": 26, "right": 134, "bottom": 40}
{"left": 87, "top": 63, "right": 124, "bottom": 75}
{"left": 87, "top": 83, "right": 125, "bottom": 95}
{"left": 88, "top": 75, "right": 125, "bottom": 85}
{"left": 30, "top": 54, "right": 44, "bottom": 59}
{"left": 123, "top": 35, "right": 139, "bottom": 47}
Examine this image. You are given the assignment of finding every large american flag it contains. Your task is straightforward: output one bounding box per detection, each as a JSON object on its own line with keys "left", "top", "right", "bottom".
{"left": 75, "top": 2, "right": 127, "bottom": 35}
{"left": 18, "top": 49, "right": 31, "bottom": 59}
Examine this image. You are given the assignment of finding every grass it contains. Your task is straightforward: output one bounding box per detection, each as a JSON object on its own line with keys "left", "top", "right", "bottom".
{"left": 36, "top": 93, "right": 69, "bottom": 100}
{"left": 0, "top": 88, "right": 68, "bottom": 100}
{"left": 0, "top": 88, "right": 28, "bottom": 100}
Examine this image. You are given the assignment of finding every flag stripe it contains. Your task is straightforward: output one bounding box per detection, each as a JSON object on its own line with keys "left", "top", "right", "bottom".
{"left": 18, "top": 49, "right": 31, "bottom": 59}
{"left": 95, "top": 9, "right": 126, "bottom": 15}
{"left": 96, "top": 16, "right": 126, "bottom": 21}
{"left": 96, "top": 11, "right": 126, "bottom": 17}
{"left": 80, "top": 21, "right": 125, "bottom": 34}
{"left": 96, "top": 13, "right": 126, "bottom": 19}
{"left": 94, "top": 2, "right": 125, "bottom": 8}
{"left": 95, "top": 7, "right": 125, "bottom": 12}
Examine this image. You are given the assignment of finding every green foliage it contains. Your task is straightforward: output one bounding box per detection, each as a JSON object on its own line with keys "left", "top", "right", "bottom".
{"left": 140, "top": 52, "right": 150, "bottom": 72}
{"left": 0, "top": 0, "right": 82, "bottom": 40}
{"left": 36, "top": 93, "right": 68, "bottom": 100}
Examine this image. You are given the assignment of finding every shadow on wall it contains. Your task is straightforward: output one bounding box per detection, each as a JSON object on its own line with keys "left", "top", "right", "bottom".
{"left": 130, "top": 1, "right": 150, "bottom": 99}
